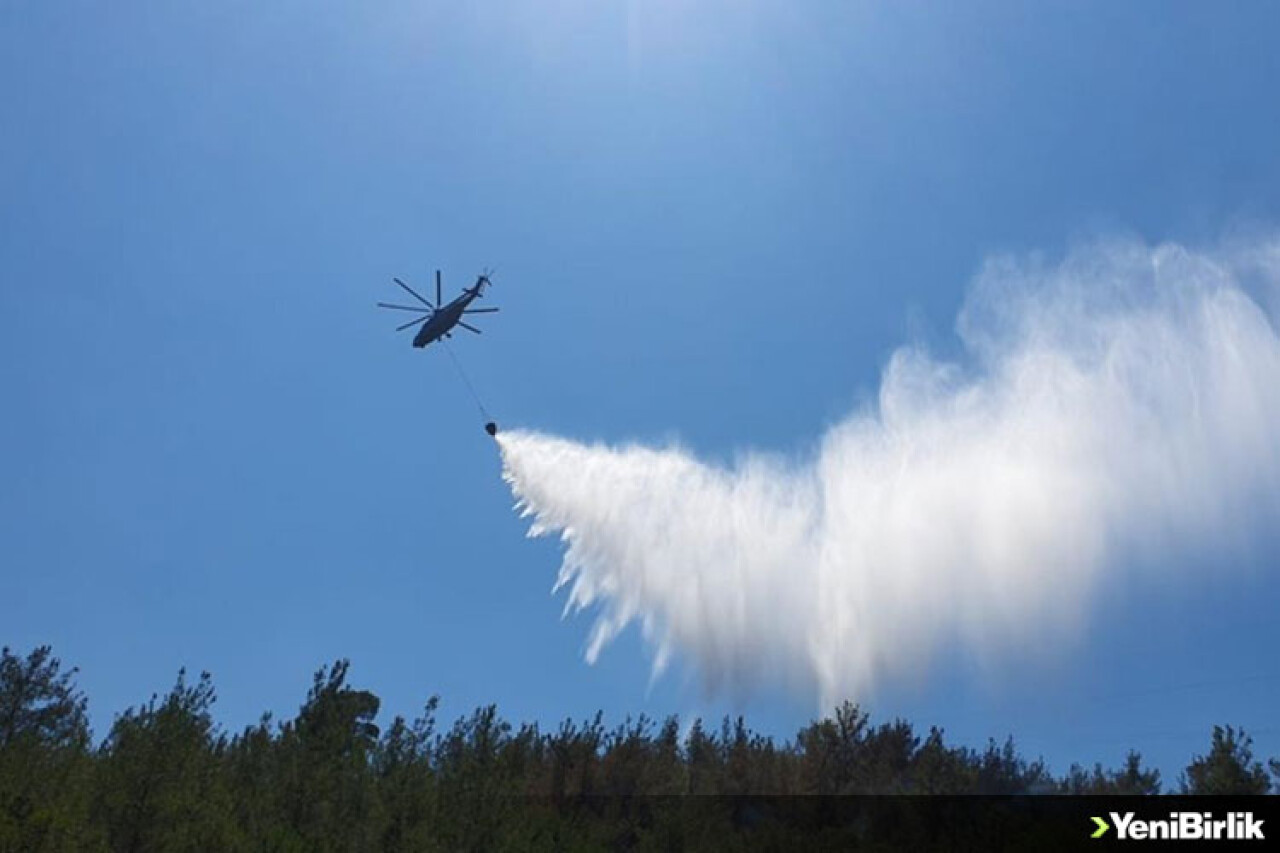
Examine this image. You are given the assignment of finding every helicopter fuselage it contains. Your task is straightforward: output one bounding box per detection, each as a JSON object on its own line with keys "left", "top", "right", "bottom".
{"left": 412, "top": 287, "right": 482, "bottom": 348}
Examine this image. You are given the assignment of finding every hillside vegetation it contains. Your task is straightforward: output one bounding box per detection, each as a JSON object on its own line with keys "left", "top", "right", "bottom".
{"left": 2, "top": 645, "right": 1274, "bottom": 851}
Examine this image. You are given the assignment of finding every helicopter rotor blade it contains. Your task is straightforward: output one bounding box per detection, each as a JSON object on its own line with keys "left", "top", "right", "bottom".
{"left": 396, "top": 315, "right": 431, "bottom": 332}
{"left": 393, "top": 277, "right": 434, "bottom": 308}
{"left": 378, "top": 302, "right": 433, "bottom": 313}
{"left": 436, "top": 270, "right": 442, "bottom": 308}
{"left": 462, "top": 307, "right": 499, "bottom": 314}
{"left": 457, "top": 321, "right": 482, "bottom": 334}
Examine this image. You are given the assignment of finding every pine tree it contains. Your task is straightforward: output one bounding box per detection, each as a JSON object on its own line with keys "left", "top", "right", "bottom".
{"left": 1181, "top": 725, "right": 1270, "bottom": 794}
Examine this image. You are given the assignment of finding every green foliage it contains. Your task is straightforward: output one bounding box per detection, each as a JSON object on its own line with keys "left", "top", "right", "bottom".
{"left": 1, "top": 643, "right": 1276, "bottom": 850}
{"left": 95, "top": 669, "right": 236, "bottom": 852}
{"left": 374, "top": 699, "right": 440, "bottom": 852}
{"left": 912, "top": 727, "right": 978, "bottom": 794}
{"left": 975, "top": 736, "right": 1054, "bottom": 794}
{"left": 276, "top": 660, "right": 384, "bottom": 852}
{"left": 0, "top": 645, "right": 100, "bottom": 852}
{"left": 1061, "top": 750, "right": 1161, "bottom": 794}
{"left": 1180, "top": 725, "right": 1271, "bottom": 795}
{"left": 0, "top": 645, "right": 90, "bottom": 752}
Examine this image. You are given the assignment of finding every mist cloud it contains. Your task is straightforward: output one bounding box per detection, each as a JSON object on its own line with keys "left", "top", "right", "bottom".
{"left": 498, "top": 236, "right": 1280, "bottom": 706}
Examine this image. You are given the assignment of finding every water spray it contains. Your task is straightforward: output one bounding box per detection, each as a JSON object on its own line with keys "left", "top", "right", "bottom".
{"left": 496, "top": 236, "right": 1280, "bottom": 705}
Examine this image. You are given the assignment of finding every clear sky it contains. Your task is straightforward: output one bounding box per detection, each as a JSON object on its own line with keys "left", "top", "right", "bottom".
{"left": 3, "top": 0, "right": 1279, "bottom": 783}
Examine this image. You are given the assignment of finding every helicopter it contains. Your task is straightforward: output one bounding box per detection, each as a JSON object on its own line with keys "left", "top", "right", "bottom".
{"left": 377, "top": 270, "right": 499, "bottom": 349}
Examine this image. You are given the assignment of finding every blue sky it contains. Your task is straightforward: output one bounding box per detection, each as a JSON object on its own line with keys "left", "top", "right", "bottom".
{"left": 3, "top": 0, "right": 1279, "bottom": 782}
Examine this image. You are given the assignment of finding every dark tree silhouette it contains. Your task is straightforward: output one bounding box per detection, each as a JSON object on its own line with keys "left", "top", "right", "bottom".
{"left": 95, "top": 669, "right": 234, "bottom": 852}
{"left": 1, "top": 643, "right": 1276, "bottom": 851}
{"left": 1061, "top": 750, "right": 1162, "bottom": 794}
{"left": 1180, "top": 725, "right": 1271, "bottom": 795}
{"left": 0, "top": 646, "right": 96, "bottom": 851}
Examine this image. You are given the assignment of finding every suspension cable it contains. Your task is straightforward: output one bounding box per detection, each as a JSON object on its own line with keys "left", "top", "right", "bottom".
{"left": 442, "top": 339, "right": 493, "bottom": 425}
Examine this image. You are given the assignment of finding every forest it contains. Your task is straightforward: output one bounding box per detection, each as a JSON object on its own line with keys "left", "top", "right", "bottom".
{"left": 2, "top": 644, "right": 1275, "bottom": 851}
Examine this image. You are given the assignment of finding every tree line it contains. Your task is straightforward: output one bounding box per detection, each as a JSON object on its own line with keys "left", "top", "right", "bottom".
{"left": 2, "top": 644, "right": 1275, "bottom": 851}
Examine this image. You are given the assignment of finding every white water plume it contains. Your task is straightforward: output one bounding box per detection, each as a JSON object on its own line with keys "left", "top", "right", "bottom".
{"left": 498, "top": 236, "right": 1280, "bottom": 706}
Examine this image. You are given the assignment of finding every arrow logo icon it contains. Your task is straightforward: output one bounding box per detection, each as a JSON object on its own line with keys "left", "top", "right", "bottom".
{"left": 1091, "top": 816, "right": 1110, "bottom": 838}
